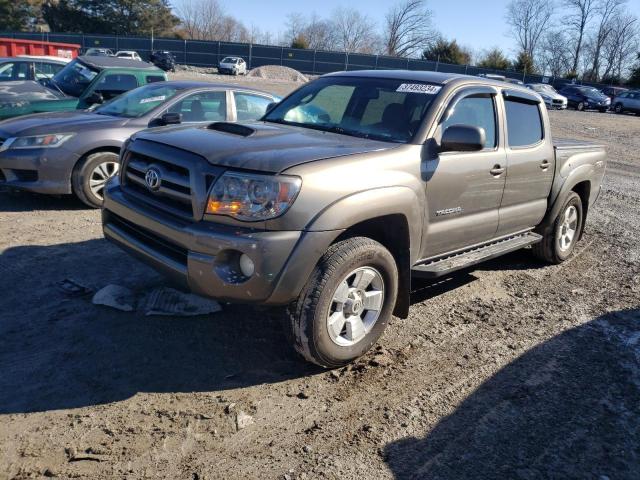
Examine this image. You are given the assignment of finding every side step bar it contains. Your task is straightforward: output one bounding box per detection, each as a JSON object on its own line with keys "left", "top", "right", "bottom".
{"left": 411, "top": 232, "right": 542, "bottom": 279}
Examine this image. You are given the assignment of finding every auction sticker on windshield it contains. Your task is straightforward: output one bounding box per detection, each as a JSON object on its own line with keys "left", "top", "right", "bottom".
{"left": 396, "top": 84, "right": 442, "bottom": 94}
{"left": 140, "top": 95, "right": 166, "bottom": 104}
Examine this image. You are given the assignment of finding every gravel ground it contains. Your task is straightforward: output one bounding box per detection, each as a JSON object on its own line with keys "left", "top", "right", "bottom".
{"left": 0, "top": 80, "right": 639, "bottom": 480}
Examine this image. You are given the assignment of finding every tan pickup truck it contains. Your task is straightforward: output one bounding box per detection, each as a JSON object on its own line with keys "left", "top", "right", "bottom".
{"left": 102, "top": 70, "right": 607, "bottom": 367}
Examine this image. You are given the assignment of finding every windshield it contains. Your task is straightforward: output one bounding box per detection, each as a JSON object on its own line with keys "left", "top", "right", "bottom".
{"left": 578, "top": 86, "right": 602, "bottom": 96}
{"left": 263, "top": 77, "right": 441, "bottom": 143}
{"left": 532, "top": 84, "right": 557, "bottom": 94}
{"left": 95, "top": 83, "right": 182, "bottom": 118}
{"left": 221, "top": 57, "right": 237, "bottom": 63}
{"left": 50, "top": 60, "right": 99, "bottom": 97}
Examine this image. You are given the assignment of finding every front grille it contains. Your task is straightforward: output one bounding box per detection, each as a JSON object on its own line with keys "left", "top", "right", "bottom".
{"left": 107, "top": 211, "right": 188, "bottom": 266}
{"left": 123, "top": 151, "right": 194, "bottom": 218}
{"left": 552, "top": 99, "right": 564, "bottom": 104}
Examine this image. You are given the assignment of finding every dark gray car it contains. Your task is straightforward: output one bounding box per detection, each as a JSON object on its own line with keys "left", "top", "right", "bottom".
{"left": 0, "top": 81, "right": 278, "bottom": 207}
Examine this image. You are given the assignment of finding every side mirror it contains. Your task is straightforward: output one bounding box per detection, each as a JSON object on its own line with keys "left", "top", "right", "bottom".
{"left": 439, "top": 125, "right": 486, "bottom": 153}
{"left": 86, "top": 92, "right": 104, "bottom": 105}
{"left": 150, "top": 112, "right": 182, "bottom": 127}
{"left": 265, "top": 101, "right": 278, "bottom": 114}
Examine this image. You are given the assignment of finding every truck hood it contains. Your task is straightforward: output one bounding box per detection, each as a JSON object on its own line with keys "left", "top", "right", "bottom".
{"left": 134, "top": 122, "right": 398, "bottom": 173}
{"left": 0, "top": 80, "right": 66, "bottom": 104}
{"left": 0, "top": 110, "right": 127, "bottom": 137}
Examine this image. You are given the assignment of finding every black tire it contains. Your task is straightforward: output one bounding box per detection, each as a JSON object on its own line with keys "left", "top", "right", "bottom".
{"left": 577, "top": 102, "right": 585, "bottom": 111}
{"left": 614, "top": 103, "right": 623, "bottom": 114}
{"left": 72, "top": 151, "right": 120, "bottom": 208}
{"left": 287, "top": 237, "right": 398, "bottom": 368}
{"left": 532, "top": 191, "right": 583, "bottom": 264}
{"left": 598, "top": 108, "right": 607, "bottom": 113}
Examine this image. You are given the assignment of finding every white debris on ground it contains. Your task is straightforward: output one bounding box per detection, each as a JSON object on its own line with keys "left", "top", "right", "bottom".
{"left": 92, "top": 284, "right": 136, "bottom": 311}
{"left": 92, "top": 285, "right": 221, "bottom": 316}
{"left": 247, "top": 65, "right": 309, "bottom": 83}
{"left": 235, "top": 411, "right": 255, "bottom": 430}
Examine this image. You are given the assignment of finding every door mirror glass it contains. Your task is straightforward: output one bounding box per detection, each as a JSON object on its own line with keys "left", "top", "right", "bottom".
{"left": 439, "top": 125, "right": 486, "bottom": 153}
{"left": 86, "top": 92, "right": 104, "bottom": 105}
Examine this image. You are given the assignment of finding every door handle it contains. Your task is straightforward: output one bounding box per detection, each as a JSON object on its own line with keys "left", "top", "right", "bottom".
{"left": 490, "top": 165, "right": 505, "bottom": 176}
{"left": 540, "top": 160, "right": 550, "bottom": 170}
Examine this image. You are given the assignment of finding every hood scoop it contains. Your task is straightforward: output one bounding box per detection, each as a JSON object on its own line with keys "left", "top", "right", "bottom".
{"left": 207, "top": 122, "right": 255, "bottom": 137}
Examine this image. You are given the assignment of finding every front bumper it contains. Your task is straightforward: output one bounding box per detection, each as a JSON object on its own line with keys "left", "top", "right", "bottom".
{"left": 0, "top": 145, "right": 79, "bottom": 194}
{"left": 102, "top": 179, "right": 339, "bottom": 304}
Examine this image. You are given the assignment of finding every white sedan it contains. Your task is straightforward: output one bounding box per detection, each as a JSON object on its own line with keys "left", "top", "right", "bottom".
{"left": 115, "top": 51, "right": 142, "bottom": 61}
{"left": 526, "top": 83, "right": 568, "bottom": 110}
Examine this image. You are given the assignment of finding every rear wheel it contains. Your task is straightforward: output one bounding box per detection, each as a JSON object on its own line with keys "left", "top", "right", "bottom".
{"left": 614, "top": 103, "right": 624, "bottom": 114}
{"left": 72, "top": 151, "right": 119, "bottom": 208}
{"left": 577, "top": 102, "right": 585, "bottom": 111}
{"left": 532, "top": 192, "right": 583, "bottom": 264}
{"left": 287, "top": 237, "right": 398, "bottom": 368}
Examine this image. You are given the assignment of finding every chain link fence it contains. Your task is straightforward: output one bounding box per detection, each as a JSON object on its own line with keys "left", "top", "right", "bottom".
{"left": 1, "top": 31, "right": 618, "bottom": 90}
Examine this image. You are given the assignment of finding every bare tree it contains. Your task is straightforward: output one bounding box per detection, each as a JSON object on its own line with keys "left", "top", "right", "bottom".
{"left": 601, "top": 10, "right": 638, "bottom": 79}
{"left": 541, "top": 29, "right": 572, "bottom": 76}
{"left": 331, "top": 8, "right": 377, "bottom": 53}
{"left": 587, "top": 0, "right": 626, "bottom": 81}
{"left": 505, "top": 0, "right": 555, "bottom": 62}
{"left": 305, "top": 14, "right": 336, "bottom": 51}
{"left": 384, "top": 0, "right": 436, "bottom": 57}
{"left": 175, "top": 0, "right": 226, "bottom": 40}
{"left": 562, "top": 0, "right": 597, "bottom": 73}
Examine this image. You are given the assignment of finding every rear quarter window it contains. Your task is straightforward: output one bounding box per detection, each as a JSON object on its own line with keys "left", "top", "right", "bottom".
{"left": 505, "top": 99, "right": 543, "bottom": 148}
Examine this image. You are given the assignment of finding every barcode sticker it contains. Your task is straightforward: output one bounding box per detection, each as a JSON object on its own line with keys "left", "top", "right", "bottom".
{"left": 396, "top": 84, "right": 442, "bottom": 94}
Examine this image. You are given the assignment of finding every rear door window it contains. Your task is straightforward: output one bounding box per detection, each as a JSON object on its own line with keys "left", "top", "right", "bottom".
{"left": 505, "top": 99, "right": 543, "bottom": 148}
{"left": 441, "top": 94, "right": 497, "bottom": 149}
{"left": 146, "top": 75, "right": 165, "bottom": 83}
{"left": 95, "top": 74, "right": 139, "bottom": 100}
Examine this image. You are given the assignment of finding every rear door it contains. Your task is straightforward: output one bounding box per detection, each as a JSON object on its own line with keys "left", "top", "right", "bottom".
{"left": 422, "top": 86, "right": 506, "bottom": 258}
{"left": 496, "top": 90, "right": 555, "bottom": 235}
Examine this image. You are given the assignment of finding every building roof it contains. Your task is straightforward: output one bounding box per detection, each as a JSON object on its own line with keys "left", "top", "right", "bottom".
{"left": 77, "top": 55, "right": 160, "bottom": 70}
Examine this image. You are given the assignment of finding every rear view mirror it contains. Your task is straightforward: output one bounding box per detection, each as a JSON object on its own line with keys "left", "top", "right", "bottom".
{"left": 265, "top": 102, "right": 278, "bottom": 114}
{"left": 150, "top": 112, "right": 182, "bottom": 127}
{"left": 439, "top": 125, "right": 486, "bottom": 153}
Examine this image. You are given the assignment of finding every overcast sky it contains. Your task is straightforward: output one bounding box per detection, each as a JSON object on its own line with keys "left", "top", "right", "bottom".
{"left": 182, "top": 0, "right": 640, "bottom": 55}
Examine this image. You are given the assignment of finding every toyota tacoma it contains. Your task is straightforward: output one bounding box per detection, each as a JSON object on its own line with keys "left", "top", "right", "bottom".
{"left": 102, "top": 70, "right": 607, "bottom": 367}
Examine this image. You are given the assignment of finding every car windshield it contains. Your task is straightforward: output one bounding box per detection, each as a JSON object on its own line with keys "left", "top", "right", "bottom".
{"left": 95, "top": 83, "right": 182, "bottom": 118}
{"left": 578, "top": 86, "right": 601, "bottom": 96}
{"left": 50, "top": 59, "right": 99, "bottom": 97}
{"left": 532, "top": 84, "right": 557, "bottom": 93}
{"left": 221, "top": 57, "right": 237, "bottom": 63}
{"left": 263, "top": 77, "right": 440, "bottom": 143}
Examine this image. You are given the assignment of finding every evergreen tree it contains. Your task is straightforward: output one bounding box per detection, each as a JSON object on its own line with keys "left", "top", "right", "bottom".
{"left": 422, "top": 38, "right": 471, "bottom": 65}
{"left": 0, "top": 0, "right": 35, "bottom": 31}
{"left": 477, "top": 48, "right": 511, "bottom": 70}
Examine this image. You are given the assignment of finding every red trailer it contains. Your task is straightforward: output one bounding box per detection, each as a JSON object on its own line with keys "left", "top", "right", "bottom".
{"left": 0, "top": 37, "right": 81, "bottom": 59}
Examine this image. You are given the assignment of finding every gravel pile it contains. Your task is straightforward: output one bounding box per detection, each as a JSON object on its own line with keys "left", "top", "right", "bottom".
{"left": 247, "top": 65, "right": 309, "bottom": 83}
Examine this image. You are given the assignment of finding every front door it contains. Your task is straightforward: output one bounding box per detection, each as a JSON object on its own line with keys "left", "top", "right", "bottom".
{"left": 421, "top": 88, "right": 507, "bottom": 259}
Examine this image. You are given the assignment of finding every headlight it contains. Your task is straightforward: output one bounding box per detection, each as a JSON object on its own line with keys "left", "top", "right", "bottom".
{"left": 5, "top": 133, "right": 75, "bottom": 150}
{"left": 206, "top": 171, "right": 301, "bottom": 221}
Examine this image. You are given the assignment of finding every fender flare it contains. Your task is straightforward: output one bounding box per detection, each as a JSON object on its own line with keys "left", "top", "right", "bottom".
{"left": 541, "top": 165, "right": 593, "bottom": 231}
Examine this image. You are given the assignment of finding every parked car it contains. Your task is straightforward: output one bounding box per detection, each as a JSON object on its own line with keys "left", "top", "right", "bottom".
{"left": 558, "top": 85, "right": 611, "bottom": 112}
{"left": 612, "top": 90, "right": 640, "bottom": 115}
{"left": 0, "top": 56, "right": 68, "bottom": 83}
{"left": 102, "top": 70, "right": 606, "bottom": 367}
{"left": 0, "top": 81, "right": 278, "bottom": 207}
{"left": 150, "top": 51, "right": 176, "bottom": 72}
{"left": 0, "top": 56, "right": 166, "bottom": 120}
{"left": 85, "top": 48, "right": 114, "bottom": 57}
{"left": 218, "top": 57, "right": 247, "bottom": 75}
{"left": 526, "top": 83, "right": 568, "bottom": 109}
{"left": 600, "top": 86, "right": 628, "bottom": 101}
{"left": 115, "top": 51, "right": 142, "bottom": 61}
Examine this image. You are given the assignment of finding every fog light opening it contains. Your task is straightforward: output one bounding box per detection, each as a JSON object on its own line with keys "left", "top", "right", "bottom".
{"left": 239, "top": 254, "right": 255, "bottom": 278}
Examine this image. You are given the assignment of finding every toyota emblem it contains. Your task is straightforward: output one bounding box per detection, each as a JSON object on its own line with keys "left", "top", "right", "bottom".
{"left": 144, "top": 167, "right": 161, "bottom": 191}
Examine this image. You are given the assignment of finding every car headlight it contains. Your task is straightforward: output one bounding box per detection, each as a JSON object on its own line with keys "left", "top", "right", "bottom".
{"left": 4, "top": 133, "right": 75, "bottom": 150}
{"left": 206, "top": 171, "right": 301, "bottom": 221}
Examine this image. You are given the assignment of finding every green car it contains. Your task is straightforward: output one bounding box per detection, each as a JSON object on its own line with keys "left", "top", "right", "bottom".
{"left": 0, "top": 56, "right": 167, "bottom": 120}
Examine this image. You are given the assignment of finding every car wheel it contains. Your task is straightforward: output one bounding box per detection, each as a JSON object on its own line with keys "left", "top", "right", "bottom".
{"left": 72, "top": 151, "right": 120, "bottom": 208}
{"left": 287, "top": 237, "right": 398, "bottom": 368}
{"left": 614, "top": 103, "right": 623, "bottom": 114}
{"left": 532, "top": 191, "right": 583, "bottom": 264}
{"left": 598, "top": 108, "right": 607, "bottom": 113}
{"left": 577, "top": 102, "right": 585, "bottom": 111}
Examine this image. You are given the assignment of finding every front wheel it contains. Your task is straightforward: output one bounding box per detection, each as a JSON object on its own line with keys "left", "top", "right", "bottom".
{"left": 532, "top": 192, "right": 583, "bottom": 264}
{"left": 287, "top": 237, "right": 398, "bottom": 368}
{"left": 72, "top": 151, "right": 120, "bottom": 208}
{"left": 577, "top": 102, "right": 585, "bottom": 111}
{"left": 614, "top": 103, "right": 623, "bottom": 114}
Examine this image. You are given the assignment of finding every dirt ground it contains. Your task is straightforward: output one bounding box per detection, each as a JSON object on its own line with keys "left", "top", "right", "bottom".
{"left": 1, "top": 75, "right": 639, "bottom": 480}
